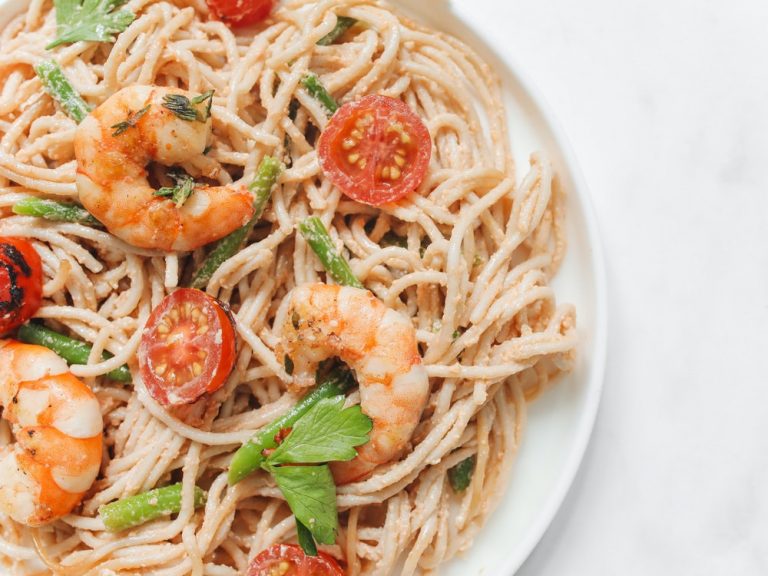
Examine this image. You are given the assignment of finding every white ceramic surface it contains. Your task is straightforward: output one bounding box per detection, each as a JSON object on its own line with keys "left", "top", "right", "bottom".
{"left": 0, "top": 1, "right": 606, "bottom": 574}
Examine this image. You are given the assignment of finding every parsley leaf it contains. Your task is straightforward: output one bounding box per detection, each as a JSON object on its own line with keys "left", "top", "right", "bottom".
{"left": 154, "top": 169, "right": 196, "bottom": 207}
{"left": 47, "top": 0, "right": 135, "bottom": 50}
{"left": 162, "top": 90, "right": 214, "bottom": 122}
{"left": 268, "top": 397, "right": 372, "bottom": 465}
{"left": 268, "top": 464, "right": 338, "bottom": 545}
{"left": 296, "top": 518, "right": 318, "bottom": 556}
{"left": 111, "top": 104, "right": 150, "bottom": 136}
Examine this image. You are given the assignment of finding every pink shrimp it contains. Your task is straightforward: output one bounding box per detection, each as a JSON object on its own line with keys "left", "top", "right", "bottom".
{"left": 74, "top": 85, "right": 254, "bottom": 251}
{"left": 0, "top": 340, "right": 103, "bottom": 526}
{"left": 279, "top": 283, "right": 429, "bottom": 484}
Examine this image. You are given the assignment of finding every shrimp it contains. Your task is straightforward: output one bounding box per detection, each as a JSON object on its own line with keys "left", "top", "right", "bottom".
{"left": 279, "top": 283, "right": 429, "bottom": 484}
{"left": 0, "top": 340, "right": 103, "bottom": 526}
{"left": 74, "top": 85, "right": 254, "bottom": 251}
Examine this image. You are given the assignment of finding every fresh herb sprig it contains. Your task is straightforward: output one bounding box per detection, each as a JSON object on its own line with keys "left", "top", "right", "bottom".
{"left": 154, "top": 169, "right": 196, "bottom": 207}
{"left": 162, "top": 90, "right": 214, "bottom": 122}
{"left": 47, "top": 0, "right": 135, "bottom": 49}
{"left": 111, "top": 104, "right": 150, "bottom": 136}
{"left": 261, "top": 396, "right": 372, "bottom": 555}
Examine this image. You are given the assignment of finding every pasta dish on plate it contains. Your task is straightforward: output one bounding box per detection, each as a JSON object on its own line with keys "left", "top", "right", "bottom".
{"left": 0, "top": 0, "right": 577, "bottom": 573}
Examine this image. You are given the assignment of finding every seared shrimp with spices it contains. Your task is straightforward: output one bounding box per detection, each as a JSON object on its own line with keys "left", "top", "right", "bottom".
{"left": 74, "top": 85, "right": 254, "bottom": 251}
{"left": 279, "top": 283, "right": 430, "bottom": 484}
{"left": 0, "top": 340, "right": 103, "bottom": 526}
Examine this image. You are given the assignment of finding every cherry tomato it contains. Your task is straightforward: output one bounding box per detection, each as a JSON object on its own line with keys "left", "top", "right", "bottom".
{"left": 246, "top": 544, "right": 344, "bottom": 576}
{"left": 0, "top": 237, "right": 42, "bottom": 334}
{"left": 317, "top": 94, "right": 432, "bottom": 206}
{"left": 205, "top": 0, "right": 273, "bottom": 27}
{"left": 139, "top": 288, "right": 236, "bottom": 407}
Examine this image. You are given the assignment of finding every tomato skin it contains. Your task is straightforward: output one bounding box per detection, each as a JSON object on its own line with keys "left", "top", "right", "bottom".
{"left": 318, "top": 94, "right": 432, "bottom": 206}
{"left": 205, "top": 0, "right": 273, "bottom": 27}
{"left": 139, "top": 288, "right": 236, "bottom": 407}
{"left": 247, "top": 544, "right": 344, "bottom": 576}
{"left": 0, "top": 237, "right": 43, "bottom": 334}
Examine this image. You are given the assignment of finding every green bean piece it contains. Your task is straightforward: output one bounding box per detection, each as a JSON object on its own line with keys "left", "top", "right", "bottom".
{"left": 316, "top": 16, "right": 357, "bottom": 46}
{"left": 12, "top": 197, "right": 101, "bottom": 226}
{"left": 189, "top": 156, "right": 282, "bottom": 289}
{"left": 228, "top": 367, "right": 355, "bottom": 485}
{"left": 302, "top": 74, "right": 338, "bottom": 116}
{"left": 99, "top": 483, "right": 207, "bottom": 532}
{"left": 34, "top": 60, "right": 91, "bottom": 123}
{"left": 17, "top": 323, "right": 131, "bottom": 382}
{"left": 448, "top": 455, "right": 476, "bottom": 492}
{"left": 298, "top": 217, "right": 363, "bottom": 289}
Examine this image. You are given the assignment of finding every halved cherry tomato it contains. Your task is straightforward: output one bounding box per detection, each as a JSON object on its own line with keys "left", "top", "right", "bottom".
{"left": 138, "top": 288, "right": 236, "bottom": 407}
{"left": 246, "top": 544, "right": 344, "bottom": 576}
{"left": 205, "top": 0, "right": 273, "bottom": 27}
{"left": 0, "top": 237, "right": 42, "bottom": 334}
{"left": 317, "top": 94, "right": 432, "bottom": 206}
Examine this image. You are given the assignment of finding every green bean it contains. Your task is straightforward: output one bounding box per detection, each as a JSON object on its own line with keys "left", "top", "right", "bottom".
{"left": 34, "top": 60, "right": 91, "bottom": 123}
{"left": 17, "top": 323, "right": 131, "bottom": 382}
{"left": 99, "top": 483, "right": 207, "bottom": 532}
{"left": 190, "top": 156, "right": 282, "bottom": 289}
{"left": 228, "top": 367, "right": 355, "bottom": 485}
{"left": 448, "top": 455, "right": 476, "bottom": 492}
{"left": 12, "top": 197, "right": 101, "bottom": 226}
{"left": 316, "top": 16, "right": 357, "bottom": 46}
{"left": 302, "top": 74, "right": 338, "bottom": 116}
{"left": 298, "top": 217, "right": 363, "bottom": 289}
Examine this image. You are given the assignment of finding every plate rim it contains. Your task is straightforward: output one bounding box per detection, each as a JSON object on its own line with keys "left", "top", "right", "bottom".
{"left": 0, "top": 0, "right": 607, "bottom": 573}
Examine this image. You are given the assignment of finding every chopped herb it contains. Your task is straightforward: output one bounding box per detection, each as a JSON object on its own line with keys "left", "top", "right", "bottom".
{"left": 111, "top": 104, "right": 150, "bottom": 136}
{"left": 47, "top": 0, "right": 135, "bottom": 50}
{"left": 191, "top": 89, "right": 214, "bottom": 120}
{"left": 448, "top": 455, "right": 476, "bottom": 492}
{"left": 452, "top": 327, "right": 465, "bottom": 340}
{"left": 380, "top": 231, "right": 408, "bottom": 249}
{"left": 34, "top": 60, "right": 91, "bottom": 123}
{"left": 203, "top": 145, "right": 212, "bottom": 155}
{"left": 317, "top": 16, "right": 357, "bottom": 46}
{"left": 162, "top": 90, "right": 214, "bottom": 122}
{"left": 154, "top": 169, "right": 196, "bottom": 207}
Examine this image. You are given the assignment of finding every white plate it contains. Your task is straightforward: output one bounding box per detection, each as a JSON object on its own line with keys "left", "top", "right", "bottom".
{"left": 0, "top": 1, "right": 606, "bottom": 574}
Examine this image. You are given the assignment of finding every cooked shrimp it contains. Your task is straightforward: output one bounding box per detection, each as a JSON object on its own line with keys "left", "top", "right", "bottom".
{"left": 279, "top": 283, "right": 429, "bottom": 484}
{"left": 74, "top": 85, "right": 254, "bottom": 251}
{"left": 0, "top": 340, "right": 103, "bottom": 526}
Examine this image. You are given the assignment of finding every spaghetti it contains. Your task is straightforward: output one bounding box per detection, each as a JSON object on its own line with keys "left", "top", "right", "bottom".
{"left": 0, "top": 0, "right": 577, "bottom": 573}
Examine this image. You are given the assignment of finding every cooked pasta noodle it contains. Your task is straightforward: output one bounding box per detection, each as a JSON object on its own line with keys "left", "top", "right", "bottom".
{"left": 0, "top": 0, "right": 577, "bottom": 573}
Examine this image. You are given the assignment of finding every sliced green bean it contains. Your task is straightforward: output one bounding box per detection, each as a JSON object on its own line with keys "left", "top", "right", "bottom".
{"left": 99, "top": 483, "right": 207, "bottom": 532}
{"left": 316, "top": 16, "right": 357, "bottom": 46}
{"left": 302, "top": 74, "right": 338, "bottom": 116}
{"left": 298, "top": 217, "right": 363, "bottom": 289}
{"left": 189, "top": 156, "right": 282, "bottom": 289}
{"left": 228, "top": 367, "right": 355, "bottom": 485}
{"left": 34, "top": 60, "right": 91, "bottom": 123}
{"left": 448, "top": 455, "right": 476, "bottom": 492}
{"left": 17, "top": 323, "right": 131, "bottom": 382}
{"left": 13, "top": 197, "right": 101, "bottom": 226}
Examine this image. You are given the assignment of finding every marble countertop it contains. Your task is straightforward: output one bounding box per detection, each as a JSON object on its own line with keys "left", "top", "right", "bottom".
{"left": 450, "top": 0, "right": 768, "bottom": 573}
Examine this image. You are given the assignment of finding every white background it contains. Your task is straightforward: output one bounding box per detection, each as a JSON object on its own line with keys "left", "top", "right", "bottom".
{"left": 452, "top": 0, "right": 768, "bottom": 574}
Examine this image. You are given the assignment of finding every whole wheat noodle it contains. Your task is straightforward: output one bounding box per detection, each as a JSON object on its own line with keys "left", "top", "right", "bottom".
{"left": 0, "top": 0, "right": 576, "bottom": 573}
